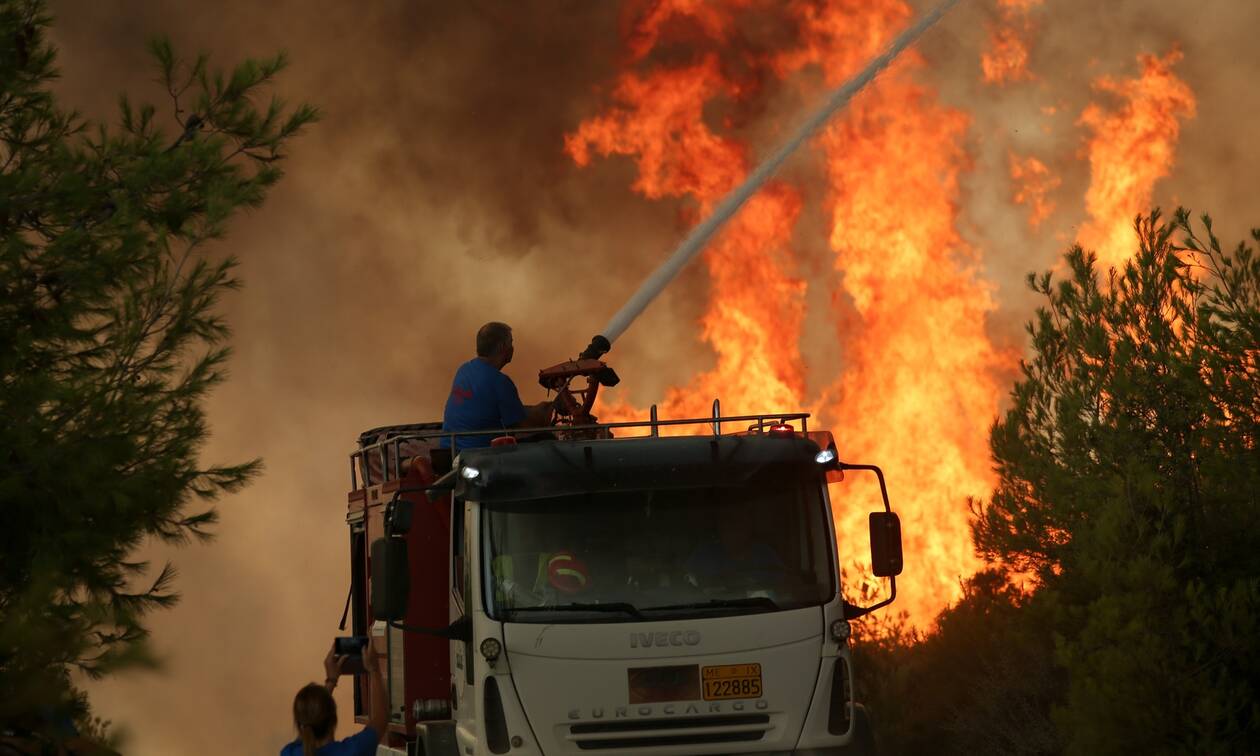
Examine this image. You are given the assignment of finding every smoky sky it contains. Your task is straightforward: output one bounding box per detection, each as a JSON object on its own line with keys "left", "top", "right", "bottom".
{"left": 42, "top": 0, "right": 1260, "bottom": 753}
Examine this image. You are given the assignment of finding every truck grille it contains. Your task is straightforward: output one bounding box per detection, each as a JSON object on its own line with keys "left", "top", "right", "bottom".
{"left": 567, "top": 713, "right": 772, "bottom": 750}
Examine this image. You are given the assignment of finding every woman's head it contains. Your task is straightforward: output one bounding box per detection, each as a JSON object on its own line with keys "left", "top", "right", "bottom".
{"left": 293, "top": 683, "right": 337, "bottom": 755}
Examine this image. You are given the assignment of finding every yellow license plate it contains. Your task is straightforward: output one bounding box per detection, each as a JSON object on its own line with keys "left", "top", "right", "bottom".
{"left": 701, "top": 663, "right": 763, "bottom": 701}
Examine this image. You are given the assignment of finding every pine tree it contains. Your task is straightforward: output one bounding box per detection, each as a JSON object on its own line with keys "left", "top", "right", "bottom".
{"left": 973, "top": 210, "right": 1260, "bottom": 753}
{"left": 0, "top": 0, "right": 316, "bottom": 736}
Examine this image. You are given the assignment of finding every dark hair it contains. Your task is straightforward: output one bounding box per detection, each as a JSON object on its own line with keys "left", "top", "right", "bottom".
{"left": 293, "top": 683, "right": 337, "bottom": 756}
{"left": 476, "top": 322, "right": 513, "bottom": 358}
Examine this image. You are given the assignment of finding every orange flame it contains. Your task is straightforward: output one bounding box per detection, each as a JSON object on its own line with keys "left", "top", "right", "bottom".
{"left": 565, "top": 51, "right": 807, "bottom": 423}
{"left": 568, "top": 1, "right": 1197, "bottom": 629}
{"left": 623, "top": 0, "right": 750, "bottom": 63}
{"left": 981, "top": 0, "right": 1043, "bottom": 85}
{"left": 1009, "top": 153, "right": 1060, "bottom": 230}
{"left": 570, "top": 0, "right": 1006, "bottom": 627}
{"left": 1078, "top": 50, "right": 1196, "bottom": 269}
{"left": 779, "top": 0, "right": 1003, "bottom": 625}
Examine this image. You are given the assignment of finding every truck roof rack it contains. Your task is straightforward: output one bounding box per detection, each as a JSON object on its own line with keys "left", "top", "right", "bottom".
{"left": 350, "top": 403, "right": 812, "bottom": 490}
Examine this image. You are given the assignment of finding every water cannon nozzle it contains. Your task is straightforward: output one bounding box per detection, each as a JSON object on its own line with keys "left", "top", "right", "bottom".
{"left": 578, "top": 335, "right": 612, "bottom": 361}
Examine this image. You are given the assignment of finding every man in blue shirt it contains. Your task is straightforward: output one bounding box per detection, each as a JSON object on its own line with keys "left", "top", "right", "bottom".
{"left": 442, "top": 322, "right": 553, "bottom": 451}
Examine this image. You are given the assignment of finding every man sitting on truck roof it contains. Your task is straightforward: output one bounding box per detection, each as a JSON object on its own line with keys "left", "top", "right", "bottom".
{"left": 441, "top": 321, "right": 553, "bottom": 452}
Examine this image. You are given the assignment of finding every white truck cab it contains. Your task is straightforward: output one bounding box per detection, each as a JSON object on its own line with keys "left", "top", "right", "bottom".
{"left": 353, "top": 416, "right": 901, "bottom": 756}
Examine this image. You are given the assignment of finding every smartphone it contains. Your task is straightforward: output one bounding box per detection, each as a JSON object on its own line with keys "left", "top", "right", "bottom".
{"left": 333, "top": 636, "right": 368, "bottom": 675}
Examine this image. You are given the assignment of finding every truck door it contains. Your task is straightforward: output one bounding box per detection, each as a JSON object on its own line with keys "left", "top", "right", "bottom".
{"left": 450, "top": 498, "right": 477, "bottom": 745}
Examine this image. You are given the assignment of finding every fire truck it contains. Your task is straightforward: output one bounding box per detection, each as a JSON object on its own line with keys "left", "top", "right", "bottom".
{"left": 342, "top": 340, "right": 903, "bottom": 756}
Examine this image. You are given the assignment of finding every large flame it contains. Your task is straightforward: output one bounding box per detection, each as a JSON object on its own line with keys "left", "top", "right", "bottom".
{"left": 779, "top": 0, "right": 1002, "bottom": 623}
{"left": 1078, "top": 50, "right": 1196, "bottom": 269}
{"left": 565, "top": 32, "right": 808, "bottom": 424}
{"left": 568, "top": 1, "right": 1195, "bottom": 628}
{"left": 568, "top": 0, "right": 1002, "bottom": 626}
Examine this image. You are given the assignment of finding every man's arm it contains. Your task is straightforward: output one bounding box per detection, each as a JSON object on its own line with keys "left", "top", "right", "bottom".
{"left": 495, "top": 373, "right": 553, "bottom": 430}
{"left": 514, "top": 400, "right": 554, "bottom": 429}
{"left": 323, "top": 644, "right": 346, "bottom": 692}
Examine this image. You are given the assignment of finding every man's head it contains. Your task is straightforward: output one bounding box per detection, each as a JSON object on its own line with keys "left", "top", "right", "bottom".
{"left": 476, "top": 322, "right": 514, "bottom": 369}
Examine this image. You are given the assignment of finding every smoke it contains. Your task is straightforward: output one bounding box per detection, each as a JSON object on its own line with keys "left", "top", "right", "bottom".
{"left": 42, "top": 0, "right": 1260, "bottom": 753}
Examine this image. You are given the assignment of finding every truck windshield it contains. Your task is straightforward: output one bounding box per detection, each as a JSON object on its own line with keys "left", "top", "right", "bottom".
{"left": 481, "top": 470, "right": 835, "bottom": 623}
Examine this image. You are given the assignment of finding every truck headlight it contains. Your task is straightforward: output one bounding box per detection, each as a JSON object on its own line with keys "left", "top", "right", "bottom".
{"left": 830, "top": 619, "right": 851, "bottom": 642}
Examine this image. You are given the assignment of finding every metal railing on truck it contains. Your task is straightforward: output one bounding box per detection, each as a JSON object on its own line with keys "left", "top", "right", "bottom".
{"left": 349, "top": 400, "right": 810, "bottom": 490}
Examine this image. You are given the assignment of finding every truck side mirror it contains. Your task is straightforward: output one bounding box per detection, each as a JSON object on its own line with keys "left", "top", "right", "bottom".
{"left": 835, "top": 461, "right": 901, "bottom": 620}
{"left": 370, "top": 537, "right": 410, "bottom": 621}
{"left": 443, "top": 615, "right": 473, "bottom": 643}
{"left": 869, "top": 511, "right": 903, "bottom": 577}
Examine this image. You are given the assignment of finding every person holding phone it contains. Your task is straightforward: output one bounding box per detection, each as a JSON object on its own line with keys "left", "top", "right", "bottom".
{"left": 281, "top": 637, "right": 387, "bottom": 755}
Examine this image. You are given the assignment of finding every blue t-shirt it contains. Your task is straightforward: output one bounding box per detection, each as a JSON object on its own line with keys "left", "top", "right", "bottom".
{"left": 441, "top": 358, "right": 527, "bottom": 450}
{"left": 280, "top": 726, "right": 378, "bottom": 756}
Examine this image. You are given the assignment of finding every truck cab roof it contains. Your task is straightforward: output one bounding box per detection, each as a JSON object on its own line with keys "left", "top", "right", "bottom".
{"left": 457, "top": 433, "right": 826, "bottom": 503}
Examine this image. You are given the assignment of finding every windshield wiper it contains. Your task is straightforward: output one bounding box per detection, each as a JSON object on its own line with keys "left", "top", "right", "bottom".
{"left": 514, "top": 602, "right": 644, "bottom": 619}
{"left": 642, "top": 596, "right": 781, "bottom": 613}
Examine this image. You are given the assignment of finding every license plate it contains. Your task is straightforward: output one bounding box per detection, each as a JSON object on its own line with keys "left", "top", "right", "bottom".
{"left": 701, "top": 663, "right": 763, "bottom": 701}
{"left": 628, "top": 665, "right": 701, "bottom": 704}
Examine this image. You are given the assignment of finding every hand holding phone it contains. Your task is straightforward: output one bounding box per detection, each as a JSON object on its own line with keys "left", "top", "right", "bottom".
{"left": 323, "top": 644, "right": 344, "bottom": 682}
{"left": 331, "top": 636, "right": 368, "bottom": 676}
